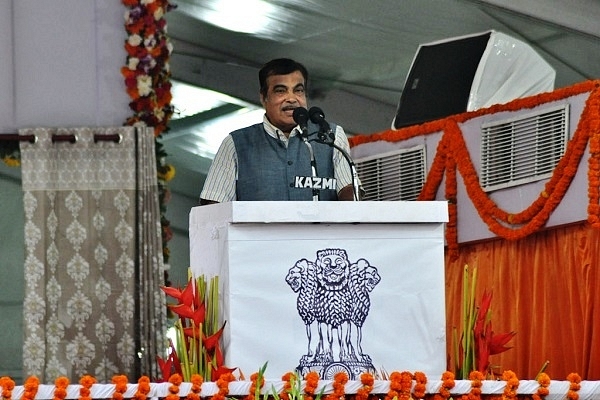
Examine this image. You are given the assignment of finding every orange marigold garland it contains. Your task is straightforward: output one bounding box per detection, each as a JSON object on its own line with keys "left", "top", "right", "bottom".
{"left": 433, "top": 371, "right": 455, "bottom": 400}
{"left": 79, "top": 375, "right": 97, "bottom": 400}
{"left": 0, "top": 376, "right": 15, "bottom": 400}
{"left": 566, "top": 373, "right": 582, "bottom": 400}
{"left": 186, "top": 374, "right": 203, "bottom": 400}
{"left": 444, "top": 139, "right": 459, "bottom": 260}
{"left": 400, "top": 371, "right": 414, "bottom": 400}
{"left": 22, "top": 376, "right": 40, "bottom": 400}
{"left": 280, "top": 372, "right": 295, "bottom": 400}
{"left": 111, "top": 375, "right": 128, "bottom": 400}
{"left": 326, "top": 372, "right": 349, "bottom": 400}
{"left": 413, "top": 371, "right": 427, "bottom": 400}
{"left": 501, "top": 370, "right": 519, "bottom": 400}
{"left": 587, "top": 83, "right": 600, "bottom": 226}
{"left": 350, "top": 80, "right": 600, "bottom": 253}
{"left": 532, "top": 373, "right": 551, "bottom": 400}
{"left": 53, "top": 377, "right": 70, "bottom": 400}
{"left": 304, "top": 371, "right": 320, "bottom": 400}
{"left": 356, "top": 372, "right": 375, "bottom": 400}
{"left": 134, "top": 376, "right": 151, "bottom": 400}
{"left": 385, "top": 371, "right": 402, "bottom": 400}
{"left": 211, "top": 372, "right": 235, "bottom": 400}
{"left": 166, "top": 373, "right": 183, "bottom": 400}
{"left": 467, "top": 371, "right": 484, "bottom": 400}
{"left": 246, "top": 372, "right": 264, "bottom": 400}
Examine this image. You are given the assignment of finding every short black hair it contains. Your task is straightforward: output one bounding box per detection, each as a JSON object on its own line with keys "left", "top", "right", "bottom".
{"left": 259, "top": 58, "right": 309, "bottom": 97}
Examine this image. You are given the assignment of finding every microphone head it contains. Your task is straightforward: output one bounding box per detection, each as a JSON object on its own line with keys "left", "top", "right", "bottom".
{"left": 292, "top": 107, "right": 309, "bottom": 126}
{"left": 308, "top": 106, "right": 326, "bottom": 123}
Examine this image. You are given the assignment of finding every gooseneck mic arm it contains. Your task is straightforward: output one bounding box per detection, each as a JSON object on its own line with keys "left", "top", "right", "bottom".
{"left": 309, "top": 107, "right": 361, "bottom": 201}
{"left": 293, "top": 107, "right": 319, "bottom": 201}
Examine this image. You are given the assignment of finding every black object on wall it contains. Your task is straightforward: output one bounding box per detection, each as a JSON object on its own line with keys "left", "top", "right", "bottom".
{"left": 393, "top": 31, "right": 491, "bottom": 129}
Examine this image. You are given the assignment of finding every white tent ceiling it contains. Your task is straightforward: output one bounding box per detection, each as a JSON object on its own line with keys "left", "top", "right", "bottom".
{"left": 161, "top": 0, "right": 600, "bottom": 199}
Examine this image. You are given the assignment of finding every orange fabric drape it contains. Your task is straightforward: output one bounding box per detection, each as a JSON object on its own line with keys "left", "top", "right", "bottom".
{"left": 445, "top": 221, "right": 600, "bottom": 380}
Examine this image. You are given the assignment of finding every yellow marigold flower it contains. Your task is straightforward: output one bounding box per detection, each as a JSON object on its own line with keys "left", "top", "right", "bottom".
{"left": 2, "top": 156, "right": 21, "bottom": 167}
{"left": 158, "top": 164, "right": 176, "bottom": 181}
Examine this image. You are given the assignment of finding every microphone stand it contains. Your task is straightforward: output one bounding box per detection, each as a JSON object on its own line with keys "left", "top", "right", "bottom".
{"left": 313, "top": 129, "right": 361, "bottom": 201}
{"left": 300, "top": 125, "right": 320, "bottom": 201}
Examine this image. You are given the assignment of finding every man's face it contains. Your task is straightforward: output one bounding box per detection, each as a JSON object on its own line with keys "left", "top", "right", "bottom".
{"left": 260, "top": 70, "right": 307, "bottom": 134}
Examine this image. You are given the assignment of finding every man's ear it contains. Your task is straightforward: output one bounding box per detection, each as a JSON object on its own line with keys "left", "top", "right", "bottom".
{"left": 259, "top": 92, "right": 266, "bottom": 107}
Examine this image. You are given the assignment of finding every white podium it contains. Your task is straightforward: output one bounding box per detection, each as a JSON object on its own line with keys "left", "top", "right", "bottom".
{"left": 189, "top": 201, "right": 448, "bottom": 379}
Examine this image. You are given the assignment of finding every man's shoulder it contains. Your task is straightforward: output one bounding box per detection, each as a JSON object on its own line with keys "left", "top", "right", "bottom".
{"left": 230, "top": 122, "right": 264, "bottom": 136}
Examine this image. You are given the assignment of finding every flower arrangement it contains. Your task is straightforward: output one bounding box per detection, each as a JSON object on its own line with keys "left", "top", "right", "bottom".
{"left": 121, "top": 0, "right": 176, "bottom": 136}
{"left": 0, "top": 370, "right": 593, "bottom": 400}
{"left": 121, "top": 0, "right": 177, "bottom": 265}
{"left": 159, "top": 273, "right": 234, "bottom": 382}
{"left": 452, "top": 265, "right": 516, "bottom": 380}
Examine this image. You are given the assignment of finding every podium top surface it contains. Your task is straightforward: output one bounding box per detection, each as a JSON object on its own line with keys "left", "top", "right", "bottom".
{"left": 189, "top": 201, "right": 448, "bottom": 225}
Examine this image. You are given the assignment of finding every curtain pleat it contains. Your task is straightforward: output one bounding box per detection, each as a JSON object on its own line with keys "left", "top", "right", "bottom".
{"left": 19, "top": 127, "right": 166, "bottom": 383}
{"left": 445, "top": 221, "right": 600, "bottom": 379}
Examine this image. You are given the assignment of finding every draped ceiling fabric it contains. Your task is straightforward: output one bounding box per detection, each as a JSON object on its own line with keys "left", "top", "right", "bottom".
{"left": 19, "top": 127, "right": 166, "bottom": 383}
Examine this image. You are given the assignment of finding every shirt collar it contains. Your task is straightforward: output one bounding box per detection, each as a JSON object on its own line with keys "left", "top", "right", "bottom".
{"left": 262, "top": 114, "right": 301, "bottom": 141}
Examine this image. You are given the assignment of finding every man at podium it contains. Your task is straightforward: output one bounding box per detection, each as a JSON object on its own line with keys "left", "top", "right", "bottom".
{"left": 199, "top": 58, "right": 361, "bottom": 204}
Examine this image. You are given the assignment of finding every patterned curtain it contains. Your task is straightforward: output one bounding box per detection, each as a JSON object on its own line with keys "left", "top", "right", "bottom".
{"left": 19, "top": 127, "right": 166, "bottom": 383}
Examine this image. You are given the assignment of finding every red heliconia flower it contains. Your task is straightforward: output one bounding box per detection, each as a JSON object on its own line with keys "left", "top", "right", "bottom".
{"left": 162, "top": 279, "right": 207, "bottom": 326}
{"left": 160, "top": 284, "right": 184, "bottom": 302}
{"left": 156, "top": 339, "right": 183, "bottom": 381}
{"left": 203, "top": 322, "right": 227, "bottom": 350}
{"left": 211, "top": 365, "right": 238, "bottom": 382}
{"left": 473, "top": 290, "right": 516, "bottom": 373}
{"left": 488, "top": 330, "right": 517, "bottom": 355}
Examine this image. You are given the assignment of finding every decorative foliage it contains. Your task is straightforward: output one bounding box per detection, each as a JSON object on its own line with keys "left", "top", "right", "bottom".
{"left": 159, "top": 273, "right": 235, "bottom": 382}
{"left": 452, "top": 265, "right": 516, "bottom": 379}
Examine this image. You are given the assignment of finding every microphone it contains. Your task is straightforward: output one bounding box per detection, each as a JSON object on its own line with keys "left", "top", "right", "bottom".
{"left": 309, "top": 106, "right": 334, "bottom": 143}
{"left": 293, "top": 107, "right": 309, "bottom": 138}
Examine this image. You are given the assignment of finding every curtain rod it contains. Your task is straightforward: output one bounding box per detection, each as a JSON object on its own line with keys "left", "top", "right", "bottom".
{"left": 0, "top": 133, "right": 123, "bottom": 143}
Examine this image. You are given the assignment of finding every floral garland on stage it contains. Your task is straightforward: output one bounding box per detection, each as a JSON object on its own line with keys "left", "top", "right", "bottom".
{"left": 349, "top": 80, "right": 600, "bottom": 260}
{"left": 121, "top": 0, "right": 177, "bottom": 265}
{"left": 0, "top": 371, "right": 586, "bottom": 400}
